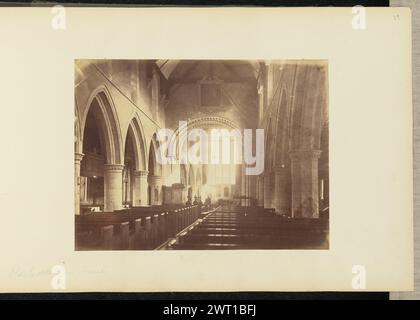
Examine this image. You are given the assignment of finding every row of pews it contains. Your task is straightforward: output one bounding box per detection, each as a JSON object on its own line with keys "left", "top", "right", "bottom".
{"left": 169, "top": 206, "right": 329, "bottom": 250}
{"left": 75, "top": 205, "right": 201, "bottom": 250}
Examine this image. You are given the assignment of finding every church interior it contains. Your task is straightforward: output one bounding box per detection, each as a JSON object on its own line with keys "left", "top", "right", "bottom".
{"left": 75, "top": 59, "right": 329, "bottom": 250}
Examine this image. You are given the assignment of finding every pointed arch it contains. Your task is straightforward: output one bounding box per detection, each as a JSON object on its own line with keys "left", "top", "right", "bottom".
{"left": 148, "top": 133, "right": 162, "bottom": 176}
{"left": 124, "top": 113, "right": 147, "bottom": 171}
{"left": 81, "top": 85, "right": 123, "bottom": 165}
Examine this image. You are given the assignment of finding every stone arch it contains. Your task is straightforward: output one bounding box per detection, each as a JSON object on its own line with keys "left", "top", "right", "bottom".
{"left": 124, "top": 113, "right": 147, "bottom": 171}
{"left": 147, "top": 133, "right": 164, "bottom": 206}
{"left": 148, "top": 133, "right": 162, "bottom": 176}
{"left": 168, "top": 116, "right": 240, "bottom": 159}
{"left": 81, "top": 86, "right": 123, "bottom": 165}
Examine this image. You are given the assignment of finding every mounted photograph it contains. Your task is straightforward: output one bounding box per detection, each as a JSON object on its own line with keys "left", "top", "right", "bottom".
{"left": 75, "top": 59, "right": 329, "bottom": 251}
{"left": 0, "top": 6, "right": 413, "bottom": 293}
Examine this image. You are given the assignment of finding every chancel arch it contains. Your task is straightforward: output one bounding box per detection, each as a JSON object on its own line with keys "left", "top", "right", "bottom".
{"left": 170, "top": 116, "right": 241, "bottom": 203}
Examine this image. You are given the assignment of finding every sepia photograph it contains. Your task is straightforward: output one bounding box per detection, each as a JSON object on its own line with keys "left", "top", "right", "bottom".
{"left": 0, "top": 7, "right": 413, "bottom": 294}
{"left": 75, "top": 59, "right": 329, "bottom": 250}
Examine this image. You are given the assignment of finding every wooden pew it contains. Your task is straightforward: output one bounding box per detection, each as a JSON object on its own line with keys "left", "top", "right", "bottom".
{"left": 76, "top": 205, "right": 201, "bottom": 250}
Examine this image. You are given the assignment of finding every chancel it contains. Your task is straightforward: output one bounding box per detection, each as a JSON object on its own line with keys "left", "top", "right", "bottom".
{"left": 75, "top": 59, "right": 329, "bottom": 250}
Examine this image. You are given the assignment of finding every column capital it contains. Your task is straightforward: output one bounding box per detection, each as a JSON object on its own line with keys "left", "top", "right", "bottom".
{"left": 289, "top": 149, "right": 322, "bottom": 161}
{"left": 104, "top": 163, "right": 125, "bottom": 171}
{"left": 134, "top": 170, "right": 149, "bottom": 177}
{"left": 74, "top": 152, "right": 84, "bottom": 163}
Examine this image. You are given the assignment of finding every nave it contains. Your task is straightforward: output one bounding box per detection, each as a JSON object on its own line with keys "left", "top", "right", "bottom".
{"left": 75, "top": 59, "right": 329, "bottom": 250}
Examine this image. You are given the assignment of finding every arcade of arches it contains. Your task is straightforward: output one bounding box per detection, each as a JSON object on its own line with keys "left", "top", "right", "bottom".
{"left": 75, "top": 60, "right": 328, "bottom": 220}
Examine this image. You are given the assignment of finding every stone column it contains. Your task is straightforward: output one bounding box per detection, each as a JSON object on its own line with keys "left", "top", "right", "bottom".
{"left": 133, "top": 170, "right": 148, "bottom": 206}
{"left": 74, "top": 152, "right": 84, "bottom": 215}
{"left": 290, "top": 150, "right": 322, "bottom": 218}
{"left": 148, "top": 175, "right": 163, "bottom": 205}
{"left": 274, "top": 165, "right": 291, "bottom": 215}
{"left": 104, "top": 164, "right": 124, "bottom": 212}
{"left": 257, "top": 175, "right": 264, "bottom": 206}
